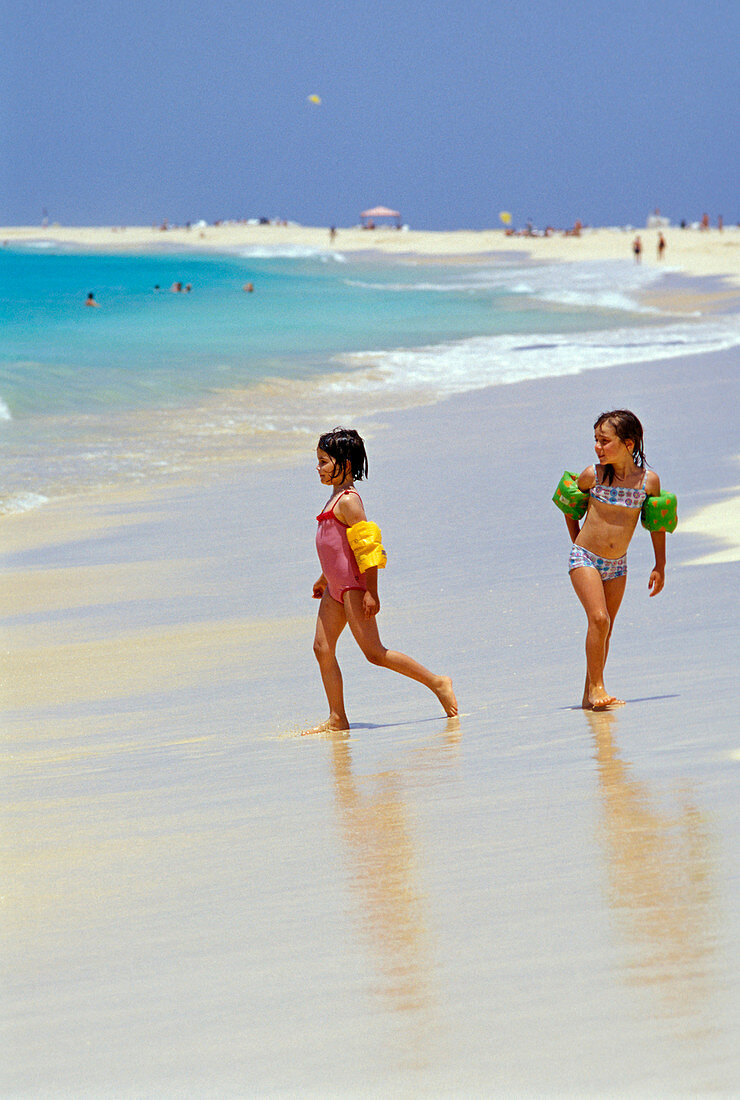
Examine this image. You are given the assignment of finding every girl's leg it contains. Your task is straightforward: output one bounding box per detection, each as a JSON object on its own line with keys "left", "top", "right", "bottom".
{"left": 343, "top": 590, "right": 458, "bottom": 716}
{"left": 570, "top": 566, "right": 619, "bottom": 709}
{"left": 602, "top": 574, "right": 627, "bottom": 695}
{"left": 577, "top": 574, "right": 628, "bottom": 707}
{"left": 307, "top": 592, "right": 349, "bottom": 733}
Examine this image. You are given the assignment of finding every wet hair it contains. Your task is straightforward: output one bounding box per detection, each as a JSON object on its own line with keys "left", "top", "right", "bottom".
{"left": 594, "top": 409, "right": 646, "bottom": 483}
{"left": 317, "top": 427, "right": 368, "bottom": 481}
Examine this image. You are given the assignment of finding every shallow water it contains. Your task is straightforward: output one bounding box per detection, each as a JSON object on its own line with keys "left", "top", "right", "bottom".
{"left": 3, "top": 245, "right": 739, "bottom": 512}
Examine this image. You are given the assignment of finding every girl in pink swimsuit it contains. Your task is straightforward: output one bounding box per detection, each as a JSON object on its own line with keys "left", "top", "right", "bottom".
{"left": 562, "top": 409, "right": 666, "bottom": 711}
{"left": 307, "top": 427, "right": 457, "bottom": 735}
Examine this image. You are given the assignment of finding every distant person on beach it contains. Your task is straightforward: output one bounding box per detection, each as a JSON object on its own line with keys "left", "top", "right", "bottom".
{"left": 306, "top": 427, "right": 457, "bottom": 734}
{"left": 632, "top": 235, "right": 642, "bottom": 263}
{"left": 657, "top": 232, "right": 666, "bottom": 260}
{"left": 85, "top": 292, "right": 100, "bottom": 307}
{"left": 555, "top": 410, "right": 672, "bottom": 710}
{"left": 329, "top": 226, "right": 337, "bottom": 241}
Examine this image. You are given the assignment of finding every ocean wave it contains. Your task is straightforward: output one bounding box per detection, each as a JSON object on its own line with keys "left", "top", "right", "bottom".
{"left": 0, "top": 396, "right": 11, "bottom": 420}
{"left": 332, "top": 315, "right": 740, "bottom": 399}
{"left": 0, "top": 491, "right": 49, "bottom": 515}
{"left": 236, "top": 246, "right": 347, "bottom": 262}
{"left": 344, "top": 260, "right": 667, "bottom": 314}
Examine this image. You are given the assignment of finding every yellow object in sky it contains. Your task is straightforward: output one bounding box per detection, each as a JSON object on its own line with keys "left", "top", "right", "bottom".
{"left": 307, "top": 94, "right": 322, "bottom": 105}
{"left": 499, "top": 211, "right": 512, "bottom": 225}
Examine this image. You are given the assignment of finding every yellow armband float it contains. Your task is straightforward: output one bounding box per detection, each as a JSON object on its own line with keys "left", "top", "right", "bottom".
{"left": 552, "top": 470, "right": 588, "bottom": 520}
{"left": 641, "top": 492, "right": 677, "bottom": 533}
{"left": 347, "top": 521, "right": 387, "bottom": 572}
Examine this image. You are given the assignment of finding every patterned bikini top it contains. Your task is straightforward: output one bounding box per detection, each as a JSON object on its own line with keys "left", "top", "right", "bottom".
{"left": 589, "top": 465, "right": 648, "bottom": 508}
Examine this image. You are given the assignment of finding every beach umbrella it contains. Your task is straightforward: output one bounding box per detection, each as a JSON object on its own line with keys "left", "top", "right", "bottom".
{"left": 499, "top": 211, "right": 512, "bottom": 225}
{"left": 307, "top": 94, "right": 322, "bottom": 105}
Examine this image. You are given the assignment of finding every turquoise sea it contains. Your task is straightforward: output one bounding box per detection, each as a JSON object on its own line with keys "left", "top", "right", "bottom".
{"left": 2, "top": 243, "right": 738, "bottom": 511}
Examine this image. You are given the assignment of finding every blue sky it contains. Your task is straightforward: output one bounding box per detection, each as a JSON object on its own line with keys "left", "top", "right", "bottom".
{"left": 4, "top": 0, "right": 738, "bottom": 229}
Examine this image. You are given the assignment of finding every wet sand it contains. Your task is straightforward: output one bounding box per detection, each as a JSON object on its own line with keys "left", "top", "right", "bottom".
{"left": 3, "top": 348, "right": 740, "bottom": 1095}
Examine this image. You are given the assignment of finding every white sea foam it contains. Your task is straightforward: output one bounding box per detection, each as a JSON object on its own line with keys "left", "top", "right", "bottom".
{"left": 332, "top": 315, "right": 740, "bottom": 400}
{"left": 345, "top": 260, "right": 668, "bottom": 314}
{"left": 0, "top": 491, "right": 49, "bottom": 515}
{"left": 236, "top": 246, "right": 347, "bottom": 262}
{"left": 18, "top": 239, "right": 58, "bottom": 249}
{"left": 0, "top": 396, "right": 12, "bottom": 420}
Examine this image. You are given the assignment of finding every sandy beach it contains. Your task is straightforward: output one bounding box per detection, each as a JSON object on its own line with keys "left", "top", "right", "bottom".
{"left": 3, "top": 220, "right": 740, "bottom": 287}
{"left": 2, "top": 228, "right": 740, "bottom": 1094}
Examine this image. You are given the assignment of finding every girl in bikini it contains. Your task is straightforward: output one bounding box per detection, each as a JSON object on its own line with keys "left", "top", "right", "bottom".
{"left": 307, "top": 427, "right": 457, "bottom": 734}
{"left": 561, "top": 410, "right": 667, "bottom": 710}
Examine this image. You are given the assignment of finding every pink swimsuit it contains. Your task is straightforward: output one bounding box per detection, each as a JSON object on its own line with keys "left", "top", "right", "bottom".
{"left": 316, "top": 489, "right": 367, "bottom": 604}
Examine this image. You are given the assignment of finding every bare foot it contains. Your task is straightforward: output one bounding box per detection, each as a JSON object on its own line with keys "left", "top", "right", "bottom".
{"left": 582, "top": 683, "right": 625, "bottom": 709}
{"left": 588, "top": 685, "right": 622, "bottom": 710}
{"left": 302, "top": 715, "right": 350, "bottom": 736}
{"left": 434, "top": 676, "right": 458, "bottom": 717}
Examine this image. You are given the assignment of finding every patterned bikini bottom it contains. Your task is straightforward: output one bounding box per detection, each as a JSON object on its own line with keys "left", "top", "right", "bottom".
{"left": 568, "top": 543, "right": 627, "bottom": 581}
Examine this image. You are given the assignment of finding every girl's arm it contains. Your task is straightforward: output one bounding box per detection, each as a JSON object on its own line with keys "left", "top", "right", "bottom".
{"left": 565, "top": 515, "right": 581, "bottom": 542}
{"left": 645, "top": 470, "right": 665, "bottom": 596}
{"left": 362, "top": 566, "right": 380, "bottom": 618}
{"left": 648, "top": 532, "right": 666, "bottom": 596}
{"left": 565, "top": 466, "right": 594, "bottom": 542}
{"left": 576, "top": 465, "right": 596, "bottom": 493}
{"left": 313, "top": 572, "right": 328, "bottom": 598}
{"left": 335, "top": 492, "right": 380, "bottom": 617}
{"left": 334, "top": 491, "right": 366, "bottom": 526}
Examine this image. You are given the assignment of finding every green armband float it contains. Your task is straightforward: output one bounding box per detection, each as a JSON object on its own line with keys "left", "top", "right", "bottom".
{"left": 347, "top": 520, "right": 387, "bottom": 572}
{"left": 552, "top": 470, "right": 588, "bottom": 520}
{"left": 641, "top": 492, "right": 677, "bottom": 533}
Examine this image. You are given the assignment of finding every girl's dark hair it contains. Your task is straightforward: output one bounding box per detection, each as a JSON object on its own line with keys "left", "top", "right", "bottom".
{"left": 318, "top": 427, "right": 369, "bottom": 481}
{"left": 594, "top": 409, "right": 646, "bottom": 483}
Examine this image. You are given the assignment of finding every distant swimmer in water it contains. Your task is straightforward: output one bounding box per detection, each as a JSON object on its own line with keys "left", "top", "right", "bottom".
{"left": 85, "top": 292, "right": 100, "bottom": 307}
{"left": 242, "top": 282, "right": 254, "bottom": 292}
{"left": 170, "top": 281, "right": 183, "bottom": 293}
{"left": 184, "top": 283, "right": 192, "bottom": 293}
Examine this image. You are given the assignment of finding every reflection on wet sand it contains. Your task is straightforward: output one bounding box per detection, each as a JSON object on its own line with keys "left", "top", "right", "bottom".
{"left": 588, "top": 710, "right": 717, "bottom": 1021}
{"left": 328, "top": 719, "right": 461, "bottom": 1027}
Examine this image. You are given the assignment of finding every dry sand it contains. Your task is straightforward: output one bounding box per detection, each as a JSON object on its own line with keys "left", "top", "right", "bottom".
{"left": 3, "top": 334, "right": 739, "bottom": 1094}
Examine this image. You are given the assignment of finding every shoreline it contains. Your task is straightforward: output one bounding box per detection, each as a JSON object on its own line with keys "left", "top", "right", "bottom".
{"left": 3, "top": 344, "right": 738, "bottom": 573}
{"left": 3, "top": 221, "right": 740, "bottom": 286}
